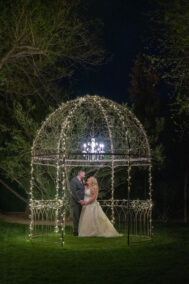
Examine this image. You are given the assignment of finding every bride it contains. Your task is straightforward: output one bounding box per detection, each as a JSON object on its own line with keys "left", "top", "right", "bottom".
{"left": 78, "top": 176, "right": 122, "bottom": 237}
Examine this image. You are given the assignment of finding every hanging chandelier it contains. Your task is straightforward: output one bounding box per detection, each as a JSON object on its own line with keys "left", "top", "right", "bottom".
{"left": 82, "top": 137, "right": 105, "bottom": 160}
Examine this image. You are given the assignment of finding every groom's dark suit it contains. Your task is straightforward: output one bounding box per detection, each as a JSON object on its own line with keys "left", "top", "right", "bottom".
{"left": 70, "top": 177, "right": 85, "bottom": 235}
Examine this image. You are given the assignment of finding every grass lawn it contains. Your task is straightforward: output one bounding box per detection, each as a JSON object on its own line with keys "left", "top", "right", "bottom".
{"left": 0, "top": 221, "right": 188, "bottom": 284}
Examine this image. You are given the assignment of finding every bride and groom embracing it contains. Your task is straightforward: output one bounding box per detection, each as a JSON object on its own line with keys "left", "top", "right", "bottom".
{"left": 70, "top": 170, "right": 122, "bottom": 237}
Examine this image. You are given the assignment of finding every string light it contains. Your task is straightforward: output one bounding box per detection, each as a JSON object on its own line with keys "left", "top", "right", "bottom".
{"left": 29, "top": 95, "right": 153, "bottom": 244}
{"left": 94, "top": 97, "right": 115, "bottom": 224}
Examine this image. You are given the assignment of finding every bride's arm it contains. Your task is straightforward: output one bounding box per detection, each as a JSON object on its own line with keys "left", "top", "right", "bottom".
{"left": 84, "top": 188, "right": 98, "bottom": 205}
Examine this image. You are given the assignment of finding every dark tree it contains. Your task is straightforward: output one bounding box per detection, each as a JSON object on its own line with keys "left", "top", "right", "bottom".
{"left": 0, "top": 0, "right": 106, "bottom": 208}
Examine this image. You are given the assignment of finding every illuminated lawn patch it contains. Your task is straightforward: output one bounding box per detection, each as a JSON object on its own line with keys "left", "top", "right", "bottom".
{"left": 0, "top": 221, "right": 188, "bottom": 284}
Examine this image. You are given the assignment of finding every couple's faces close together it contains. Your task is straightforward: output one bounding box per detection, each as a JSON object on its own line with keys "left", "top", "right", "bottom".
{"left": 78, "top": 171, "right": 92, "bottom": 187}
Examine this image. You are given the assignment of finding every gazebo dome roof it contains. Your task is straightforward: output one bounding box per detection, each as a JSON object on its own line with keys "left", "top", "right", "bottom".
{"left": 32, "top": 95, "right": 151, "bottom": 167}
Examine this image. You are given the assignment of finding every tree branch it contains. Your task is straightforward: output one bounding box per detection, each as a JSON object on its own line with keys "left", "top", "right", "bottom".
{"left": 0, "top": 178, "right": 27, "bottom": 203}
{"left": 0, "top": 47, "right": 15, "bottom": 69}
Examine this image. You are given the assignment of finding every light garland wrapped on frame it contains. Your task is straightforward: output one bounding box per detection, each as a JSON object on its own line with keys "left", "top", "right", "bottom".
{"left": 29, "top": 95, "right": 153, "bottom": 245}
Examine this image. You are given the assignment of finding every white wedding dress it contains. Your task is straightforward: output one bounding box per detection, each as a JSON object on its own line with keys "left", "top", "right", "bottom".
{"left": 78, "top": 188, "right": 122, "bottom": 237}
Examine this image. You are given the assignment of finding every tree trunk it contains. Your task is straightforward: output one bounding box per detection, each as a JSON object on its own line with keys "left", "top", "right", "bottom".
{"left": 0, "top": 178, "right": 27, "bottom": 203}
{"left": 184, "top": 168, "right": 188, "bottom": 223}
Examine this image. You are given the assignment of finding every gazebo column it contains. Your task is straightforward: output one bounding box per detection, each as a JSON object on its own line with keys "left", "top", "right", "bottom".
{"left": 57, "top": 100, "right": 84, "bottom": 245}
{"left": 93, "top": 97, "right": 115, "bottom": 224}
{"left": 111, "top": 162, "right": 115, "bottom": 224}
{"left": 148, "top": 165, "right": 152, "bottom": 237}
{"left": 61, "top": 160, "right": 66, "bottom": 246}
{"left": 29, "top": 157, "right": 34, "bottom": 239}
{"left": 54, "top": 156, "right": 60, "bottom": 234}
{"left": 125, "top": 127, "right": 131, "bottom": 246}
{"left": 127, "top": 165, "right": 131, "bottom": 246}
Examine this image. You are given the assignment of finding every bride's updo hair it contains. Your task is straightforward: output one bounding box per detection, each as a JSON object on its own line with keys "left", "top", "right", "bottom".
{"left": 88, "top": 176, "right": 99, "bottom": 194}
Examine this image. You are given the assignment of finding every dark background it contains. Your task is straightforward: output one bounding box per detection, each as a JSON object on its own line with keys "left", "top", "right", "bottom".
{"left": 72, "top": 0, "right": 147, "bottom": 103}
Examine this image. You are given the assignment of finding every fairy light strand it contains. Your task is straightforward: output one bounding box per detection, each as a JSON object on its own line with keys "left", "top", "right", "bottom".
{"left": 29, "top": 95, "right": 152, "bottom": 244}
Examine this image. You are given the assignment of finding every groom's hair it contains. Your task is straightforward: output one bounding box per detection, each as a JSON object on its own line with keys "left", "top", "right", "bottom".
{"left": 77, "top": 170, "right": 85, "bottom": 176}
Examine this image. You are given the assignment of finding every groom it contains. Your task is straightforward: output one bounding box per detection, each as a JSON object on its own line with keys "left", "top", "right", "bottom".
{"left": 70, "top": 170, "right": 85, "bottom": 236}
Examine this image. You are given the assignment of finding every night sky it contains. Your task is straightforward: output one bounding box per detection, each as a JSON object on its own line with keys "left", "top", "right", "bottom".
{"left": 72, "top": 0, "right": 148, "bottom": 104}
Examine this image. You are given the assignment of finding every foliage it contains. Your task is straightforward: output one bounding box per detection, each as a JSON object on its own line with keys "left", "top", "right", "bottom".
{"left": 0, "top": 97, "right": 42, "bottom": 192}
{"left": 0, "top": 0, "right": 105, "bottom": 97}
{"left": 171, "top": 94, "right": 189, "bottom": 144}
{"left": 144, "top": 0, "right": 189, "bottom": 89}
{"left": 0, "top": 0, "right": 106, "bottom": 200}
{"left": 128, "top": 54, "right": 165, "bottom": 168}
{"left": 143, "top": 0, "right": 189, "bottom": 143}
{"left": 142, "top": 0, "right": 189, "bottom": 221}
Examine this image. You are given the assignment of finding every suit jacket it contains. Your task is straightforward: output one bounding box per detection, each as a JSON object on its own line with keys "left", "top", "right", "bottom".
{"left": 70, "top": 177, "right": 84, "bottom": 204}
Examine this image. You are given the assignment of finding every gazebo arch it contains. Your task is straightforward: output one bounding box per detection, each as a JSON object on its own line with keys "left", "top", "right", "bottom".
{"left": 29, "top": 95, "right": 152, "bottom": 245}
